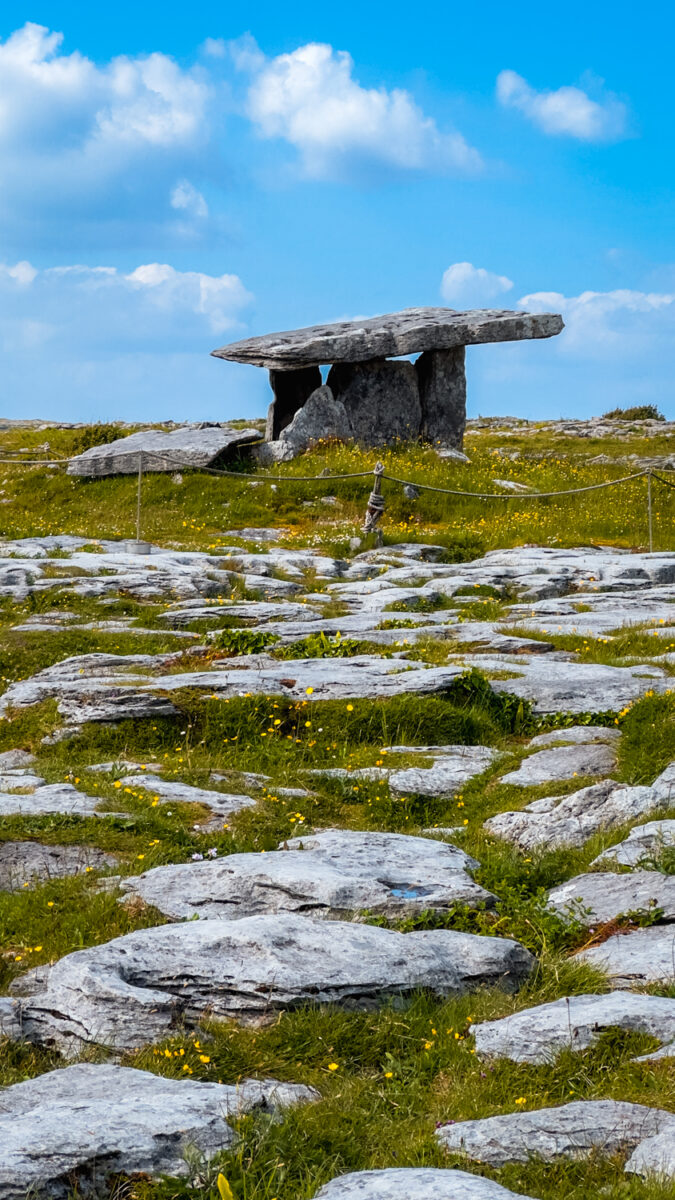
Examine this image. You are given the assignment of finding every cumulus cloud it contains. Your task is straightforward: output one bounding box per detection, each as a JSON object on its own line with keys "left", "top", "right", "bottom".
{"left": 0, "top": 258, "right": 255, "bottom": 420}
{"left": 0, "top": 22, "right": 212, "bottom": 245}
{"left": 240, "top": 41, "right": 483, "bottom": 179}
{"left": 170, "top": 180, "right": 209, "bottom": 218}
{"left": 441, "top": 262, "right": 514, "bottom": 308}
{"left": 518, "top": 287, "right": 675, "bottom": 357}
{"left": 496, "top": 70, "right": 627, "bottom": 141}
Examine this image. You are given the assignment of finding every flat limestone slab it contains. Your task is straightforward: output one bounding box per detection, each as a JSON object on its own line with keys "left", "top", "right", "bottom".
{"left": 388, "top": 747, "right": 501, "bottom": 798}
{"left": 120, "top": 828, "right": 494, "bottom": 920}
{"left": 576, "top": 925, "right": 675, "bottom": 986}
{"left": 499, "top": 743, "right": 617, "bottom": 787}
{"left": 527, "top": 726, "right": 620, "bottom": 749}
{"left": 120, "top": 774, "right": 257, "bottom": 830}
{"left": 484, "top": 767, "right": 675, "bottom": 851}
{"left": 436, "top": 1100, "right": 675, "bottom": 1166}
{"left": 313, "top": 1168, "right": 540, "bottom": 1199}
{"left": 547, "top": 870, "right": 675, "bottom": 923}
{"left": 0, "top": 784, "right": 114, "bottom": 819}
{"left": 212, "top": 307, "right": 563, "bottom": 370}
{"left": 66, "top": 425, "right": 259, "bottom": 477}
{"left": 626, "top": 1128, "right": 675, "bottom": 1179}
{"left": 0, "top": 842, "right": 117, "bottom": 891}
{"left": 593, "top": 819, "right": 675, "bottom": 868}
{"left": 0, "top": 1063, "right": 316, "bottom": 1199}
{"left": 471, "top": 992, "right": 675, "bottom": 1063}
{"left": 18, "top": 914, "right": 534, "bottom": 1052}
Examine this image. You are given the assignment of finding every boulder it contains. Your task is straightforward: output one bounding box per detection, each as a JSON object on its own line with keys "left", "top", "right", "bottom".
{"left": 547, "top": 870, "right": 675, "bottom": 924}
{"left": 327, "top": 360, "right": 422, "bottom": 445}
{"left": 484, "top": 776, "right": 674, "bottom": 851}
{"left": 498, "top": 743, "right": 617, "bottom": 787}
{"left": 436, "top": 1100, "right": 675, "bottom": 1166}
{"left": 120, "top": 828, "right": 494, "bottom": 920}
{"left": 17, "top": 914, "right": 534, "bottom": 1052}
{"left": 0, "top": 842, "right": 117, "bottom": 892}
{"left": 471, "top": 992, "right": 675, "bottom": 1063}
{"left": 66, "top": 425, "right": 260, "bottom": 478}
{"left": 593, "top": 818, "right": 675, "bottom": 868}
{"left": 576, "top": 925, "right": 675, "bottom": 986}
{"left": 626, "top": 1128, "right": 675, "bottom": 1178}
{"left": 212, "top": 307, "right": 564, "bottom": 370}
{"left": 313, "top": 1168, "right": 540, "bottom": 1199}
{"left": 0, "top": 1063, "right": 316, "bottom": 1198}
{"left": 257, "top": 386, "right": 353, "bottom": 464}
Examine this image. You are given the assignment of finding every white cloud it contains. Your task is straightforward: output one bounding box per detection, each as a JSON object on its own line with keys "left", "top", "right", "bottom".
{"left": 241, "top": 41, "right": 482, "bottom": 179}
{"left": 170, "top": 179, "right": 208, "bottom": 218}
{"left": 496, "top": 69, "right": 627, "bottom": 141}
{"left": 0, "top": 22, "right": 211, "bottom": 244}
{"left": 0, "top": 259, "right": 37, "bottom": 284}
{"left": 441, "top": 262, "right": 513, "bottom": 308}
{"left": 519, "top": 288, "right": 675, "bottom": 358}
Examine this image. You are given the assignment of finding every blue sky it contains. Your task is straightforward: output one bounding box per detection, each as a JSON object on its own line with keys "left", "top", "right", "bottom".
{"left": 1, "top": 0, "right": 674, "bottom": 423}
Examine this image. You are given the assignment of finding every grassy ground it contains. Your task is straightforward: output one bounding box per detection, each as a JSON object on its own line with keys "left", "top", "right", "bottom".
{"left": 1, "top": 421, "right": 675, "bottom": 1198}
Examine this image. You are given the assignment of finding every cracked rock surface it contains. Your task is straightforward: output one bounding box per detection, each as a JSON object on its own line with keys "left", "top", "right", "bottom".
{"left": 120, "top": 828, "right": 494, "bottom": 920}
{"left": 16, "top": 914, "right": 534, "bottom": 1052}
{"left": 435, "top": 1100, "right": 675, "bottom": 1165}
{"left": 471, "top": 992, "right": 675, "bottom": 1063}
{"left": 312, "top": 1168, "right": 540, "bottom": 1198}
{"left": 547, "top": 870, "right": 675, "bottom": 924}
{"left": 0, "top": 1063, "right": 316, "bottom": 1199}
{"left": 576, "top": 925, "right": 675, "bottom": 986}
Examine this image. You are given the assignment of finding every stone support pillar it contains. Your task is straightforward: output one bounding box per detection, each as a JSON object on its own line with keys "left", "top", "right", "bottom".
{"left": 327, "top": 359, "right": 422, "bottom": 446}
{"left": 266, "top": 366, "right": 322, "bottom": 441}
{"left": 416, "top": 346, "right": 466, "bottom": 448}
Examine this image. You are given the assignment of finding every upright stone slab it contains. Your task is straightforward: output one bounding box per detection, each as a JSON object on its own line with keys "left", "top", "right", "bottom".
{"left": 266, "top": 365, "right": 322, "bottom": 439}
{"left": 327, "top": 360, "right": 422, "bottom": 445}
{"left": 416, "top": 346, "right": 466, "bottom": 447}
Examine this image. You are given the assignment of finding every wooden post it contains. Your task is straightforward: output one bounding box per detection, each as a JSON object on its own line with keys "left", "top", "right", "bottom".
{"left": 363, "top": 461, "right": 386, "bottom": 545}
{"left": 648, "top": 471, "right": 653, "bottom": 554}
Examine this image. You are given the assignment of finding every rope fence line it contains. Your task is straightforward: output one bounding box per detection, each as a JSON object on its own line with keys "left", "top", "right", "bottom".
{"left": 0, "top": 444, "right": 672, "bottom": 552}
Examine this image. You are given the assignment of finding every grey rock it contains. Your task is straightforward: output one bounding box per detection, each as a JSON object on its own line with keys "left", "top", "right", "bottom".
{"left": 416, "top": 346, "right": 466, "bottom": 447}
{"left": 626, "top": 1128, "right": 675, "bottom": 1178}
{"left": 0, "top": 997, "right": 22, "bottom": 1041}
{"left": 0, "top": 1063, "right": 316, "bottom": 1198}
{"left": 258, "top": 386, "right": 353, "bottom": 463}
{"left": 435, "top": 1100, "right": 675, "bottom": 1165}
{"left": 120, "top": 774, "right": 257, "bottom": 830}
{"left": 0, "top": 842, "right": 117, "bottom": 892}
{"left": 313, "top": 1168, "right": 540, "bottom": 1199}
{"left": 0, "top": 750, "right": 35, "bottom": 769}
{"left": 120, "top": 827, "right": 494, "bottom": 920}
{"left": 528, "top": 726, "right": 620, "bottom": 748}
{"left": 19, "top": 914, "right": 534, "bottom": 1052}
{"left": 212, "top": 307, "right": 564, "bottom": 370}
{"left": 267, "top": 365, "right": 322, "bottom": 438}
{"left": 491, "top": 479, "right": 534, "bottom": 493}
{"left": 499, "top": 743, "right": 617, "bottom": 787}
{"left": 576, "top": 925, "right": 675, "bottom": 986}
{"left": 593, "top": 819, "right": 675, "bottom": 868}
{"left": 436, "top": 446, "right": 471, "bottom": 461}
{"left": 0, "top": 784, "right": 112, "bottom": 819}
{"left": 67, "top": 425, "right": 260, "bottom": 477}
{"left": 548, "top": 870, "right": 675, "bottom": 924}
{"left": 463, "top": 655, "right": 668, "bottom": 714}
{"left": 471, "top": 992, "right": 675, "bottom": 1064}
{"left": 327, "top": 360, "right": 422, "bottom": 445}
{"left": 484, "top": 778, "right": 673, "bottom": 851}
{"left": 389, "top": 747, "right": 501, "bottom": 798}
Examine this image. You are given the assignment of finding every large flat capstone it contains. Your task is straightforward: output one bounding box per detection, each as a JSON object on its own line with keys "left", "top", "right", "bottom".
{"left": 212, "top": 308, "right": 564, "bottom": 370}
{"left": 15, "top": 914, "right": 534, "bottom": 1052}
{"left": 0, "top": 1063, "right": 316, "bottom": 1199}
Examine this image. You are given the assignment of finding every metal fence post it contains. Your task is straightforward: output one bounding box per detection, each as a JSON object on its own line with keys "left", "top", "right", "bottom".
{"left": 136, "top": 450, "right": 143, "bottom": 543}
